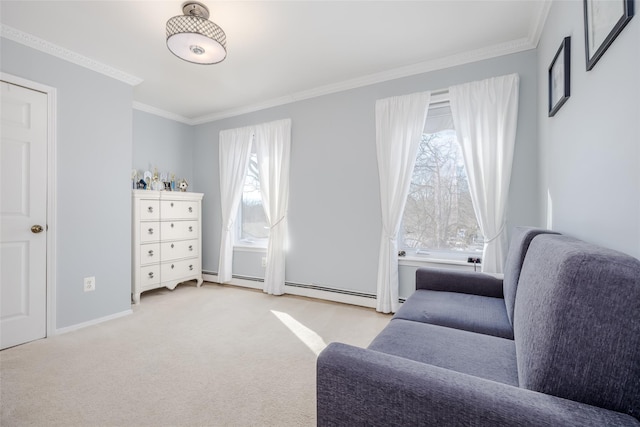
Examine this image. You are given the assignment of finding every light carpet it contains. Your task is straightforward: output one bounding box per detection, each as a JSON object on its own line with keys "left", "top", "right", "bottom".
{"left": 1, "top": 282, "right": 391, "bottom": 427}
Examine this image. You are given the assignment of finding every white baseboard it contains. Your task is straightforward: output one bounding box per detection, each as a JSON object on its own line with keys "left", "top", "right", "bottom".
{"left": 202, "top": 274, "right": 378, "bottom": 309}
{"left": 54, "top": 309, "right": 133, "bottom": 335}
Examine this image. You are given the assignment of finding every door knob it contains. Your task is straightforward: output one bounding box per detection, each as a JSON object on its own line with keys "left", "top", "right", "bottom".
{"left": 31, "top": 225, "right": 44, "bottom": 234}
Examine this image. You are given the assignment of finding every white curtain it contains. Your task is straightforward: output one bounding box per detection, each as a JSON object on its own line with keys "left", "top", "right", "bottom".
{"left": 218, "top": 127, "right": 253, "bottom": 283}
{"left": 449, "top": 74, "right": 519, "bottom": 274}
{"left": 255, "top": 119, "right": 292, "bottom": 295}
{"left": 375, "top": 91, "right": 431, "bottom": 313}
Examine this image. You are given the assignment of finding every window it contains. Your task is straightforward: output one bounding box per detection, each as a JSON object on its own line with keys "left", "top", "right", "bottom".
{"left": 399, "top": 103, "right": 482, "bottom": 259}
{"left": 237, "top": 144, "right": 269, "bottom": 247}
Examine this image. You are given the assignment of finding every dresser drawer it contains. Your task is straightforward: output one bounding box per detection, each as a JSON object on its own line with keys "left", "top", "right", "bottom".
{"left": 161, "top": 239, "right": 198, "bottom": 262}
{"left": 140, "top": 264, "right": 160, "bottom": 286}
{"left": 140, "top": 243, "right": 160, "bottom": 265}
{"left": 140, "top": 222, "right": 160, "bottom": 243}
{"left": 161, "top": 258, "right": 199, "bottom": 282}
{"left": 139, "top": 200, "right": 160, "bottom": 220}
{"left": 161, "top": 200, "right": 198, "bottom": 220}
{"left": 160, "top": 220, "right": 198, "bottom": 240}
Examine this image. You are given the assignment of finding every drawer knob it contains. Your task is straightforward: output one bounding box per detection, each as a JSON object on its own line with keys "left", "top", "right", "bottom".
{"left": 171, "top": 264, "right": 175, "bottom": 269}
{"left": 171, "top": 202, "right": 174, "bottom": 207}
{"left": 189, "top": 245, "right": 193, "bottom": 251}
{"left": 148, "top": 228, "right": 154, "bottom": 234}
{"left": 171, "top": 223, "right": 174, "bottom": 228}
{"left": 148, "top": 206, "right": 153, "bottom": 213}
{"left": 189, "top": 226, "right": 193, "bottom": 232}
{"left": 171, "top": 243, "right": 174, "bottom": 248}
{"left": 148, "top": 272, "right": 154, "bottom": 278}
{"left": 148, "top": 250, "right": 154, "bottom": 256}
{"left": 189, "top": 265, "right": 193, "bottom": 271}
{"left": 188, "top": 207, "right": 193, "bottom": 213}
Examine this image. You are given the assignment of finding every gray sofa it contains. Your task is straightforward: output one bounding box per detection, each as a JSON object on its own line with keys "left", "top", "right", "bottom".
{"left": 393, "top": 226, "right": 557, "bottom": 339}
{"left": 317, "top": 233, "right": 640, "bottom": 426}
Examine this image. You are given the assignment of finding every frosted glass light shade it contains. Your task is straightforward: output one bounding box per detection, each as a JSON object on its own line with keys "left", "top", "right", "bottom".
{"left": 166, "top": 15, "right": 227, "bottom": 64}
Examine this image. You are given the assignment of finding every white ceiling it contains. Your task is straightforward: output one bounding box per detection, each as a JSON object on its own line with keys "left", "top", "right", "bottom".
{"left": 0, "top": 1, "right": 549, "bottom": 124}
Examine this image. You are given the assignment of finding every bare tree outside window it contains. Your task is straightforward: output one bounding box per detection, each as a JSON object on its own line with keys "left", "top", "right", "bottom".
{"left": 400, "top": 129, "right": 482, "bottom": 257}
{"left": 238, "top": 148, "right": 269, "bottom": 246}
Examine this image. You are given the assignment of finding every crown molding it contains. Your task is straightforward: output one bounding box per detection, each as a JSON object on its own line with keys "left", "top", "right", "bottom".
{"left": 147, "top": 29, "right": 544, "bottom": 125}
{"left": 192, "top": 36, "right": 537, "bottom": 124}
{"left": 528, "top": 0, "right": 553, "bottom": 48}
{"left": 132, "top": 102, "right": 194, "bottom": 125}
{"left": 1, "top": 24, "right": 143, "bottom": 86}
{"left": 191, "top": 1, "right": 554, "bottom": 125}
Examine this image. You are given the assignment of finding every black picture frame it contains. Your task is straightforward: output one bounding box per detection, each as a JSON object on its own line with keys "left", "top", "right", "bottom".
{"left": 548, "top": 37, "right": 571, "bottom": 118}
{"left": 584, "top": 0, "right": 634, "bottom": 71}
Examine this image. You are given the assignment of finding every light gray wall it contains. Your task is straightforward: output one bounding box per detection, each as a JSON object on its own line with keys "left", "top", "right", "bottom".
{"left": 1, "top": 38, "right": 133, "bottom": 328}
{"left": 193, "top": 50, "right": 540, "bottom": 298}
{"left": 132, "top": 110, "right": 194, "bottom": 187}
{"left": 537, "top": 0, "right": 640, "bottom": 259}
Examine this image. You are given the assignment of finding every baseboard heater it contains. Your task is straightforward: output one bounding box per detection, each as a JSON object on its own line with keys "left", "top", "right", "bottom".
{"left": 202, "top": 270, "right": 376, "bottom": 300}
{"left": 285, "top": 281, "right": 376, "bottom": 299}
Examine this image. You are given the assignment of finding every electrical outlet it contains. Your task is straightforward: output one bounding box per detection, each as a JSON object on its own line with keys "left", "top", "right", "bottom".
{"left": 84, "top": 276, "right": 96, "bottom": 292}
{"left": 261, "top": 257, "right": 267, "bottom": 267}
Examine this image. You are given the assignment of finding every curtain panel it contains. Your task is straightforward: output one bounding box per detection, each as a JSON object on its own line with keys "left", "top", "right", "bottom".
{"left": 449, "top": 73, "right": 520, "bottom": 274}
{"left": 375, "top": 91, "right": 431, "bottom": 313}
{"left": 255, "top": 119, "right": 292, "bottom": 295}
{"left": 218, "top": 127, "right": 254, "bottom": 283}
{"left": 218, "top": 119, "right": 291, "bottom": 293}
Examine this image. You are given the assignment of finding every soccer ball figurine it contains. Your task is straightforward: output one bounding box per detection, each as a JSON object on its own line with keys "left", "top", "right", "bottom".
{"left": 178, "top": 179, "right": 189, "bottom": 192}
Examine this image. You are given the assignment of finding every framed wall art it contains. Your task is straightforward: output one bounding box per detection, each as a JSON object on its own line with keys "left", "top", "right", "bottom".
{"left": 584, "top": 0, "right": 634, "bottom": 70}
{"left": 549, "top": 37, "right": 571, "bottom": 117}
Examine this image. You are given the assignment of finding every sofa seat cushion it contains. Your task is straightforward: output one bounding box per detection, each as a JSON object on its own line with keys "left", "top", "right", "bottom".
{"left": 368, "top": 319, "right": 518, "bottom": 386}
{"left": 393, "top": 289, "right": 513, "bottom": 339}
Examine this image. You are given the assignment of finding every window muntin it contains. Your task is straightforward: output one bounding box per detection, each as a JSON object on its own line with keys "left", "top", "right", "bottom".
{"left": 399, "top": 104, "right": 482, "bottom": 259}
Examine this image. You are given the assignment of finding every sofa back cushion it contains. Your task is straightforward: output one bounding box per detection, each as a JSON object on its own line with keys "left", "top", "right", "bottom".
{"left": 502, "top": 227, "right": 558, "bottom": 326}
{"left": 514, "top": 234, "right": 640, "bottom": 419}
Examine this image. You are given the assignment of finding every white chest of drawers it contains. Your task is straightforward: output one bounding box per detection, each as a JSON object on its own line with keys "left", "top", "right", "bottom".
{"left": 132, "top": 190, "right": 204, "bottom": 304}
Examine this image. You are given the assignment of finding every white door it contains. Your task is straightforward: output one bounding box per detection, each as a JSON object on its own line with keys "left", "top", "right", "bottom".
{"left": 0, "top": 81, "right": 48, "bottom": 349}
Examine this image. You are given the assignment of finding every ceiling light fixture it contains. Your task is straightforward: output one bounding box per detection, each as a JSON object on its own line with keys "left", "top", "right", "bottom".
{"left": 166, "top": 1, "right": 227, "bottom": 65}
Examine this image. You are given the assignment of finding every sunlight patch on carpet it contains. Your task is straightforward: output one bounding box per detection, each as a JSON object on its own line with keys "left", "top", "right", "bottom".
{"left": 270, "top": 310, "right": 327, "bottom": 355}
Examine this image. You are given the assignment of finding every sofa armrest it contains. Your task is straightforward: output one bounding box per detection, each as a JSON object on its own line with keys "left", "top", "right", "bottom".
{"left": 416, "top": 267, "right": 504, "bottom": 298}
{"left": 317, "top": 343, "right": 639, "bottom": 427}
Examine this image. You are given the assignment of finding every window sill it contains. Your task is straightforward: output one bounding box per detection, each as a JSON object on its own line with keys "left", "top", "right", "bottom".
{"left": 398, "top": 256, "right": 476, "bottom": 269}
{"left": 233, "top": 245, "right": 267, "bottom": 253}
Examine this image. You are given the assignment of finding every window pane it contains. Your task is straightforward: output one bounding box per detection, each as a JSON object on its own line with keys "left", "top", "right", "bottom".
{"left": 238, "top": 148, "right": 269, "bottom": 246}
{"left": 400, "top": 121, "right": 483, "bottom": 258}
